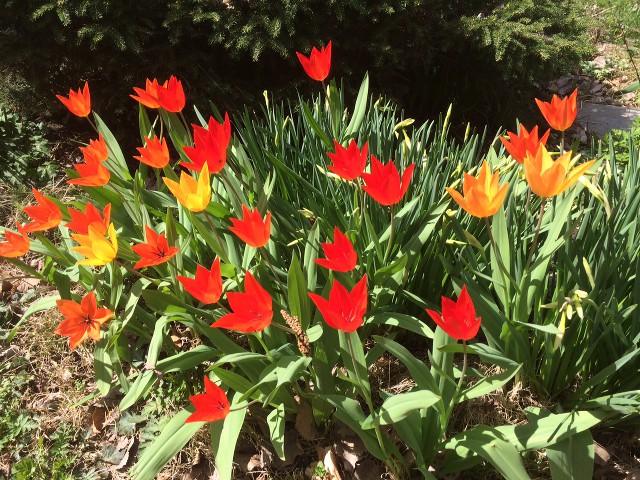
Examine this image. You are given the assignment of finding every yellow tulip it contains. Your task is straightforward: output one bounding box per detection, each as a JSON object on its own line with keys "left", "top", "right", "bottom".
{"left": 445, "top": 161, "right": 508, "bottom": 218}
{"left": 71, "top": 223, "right": 118, "bottom": 266}
{"left": 524, "top": 145, "right": 595, "bottom": 198}
{"left": 163, "top": 163, "right": 211, "bottom": 212}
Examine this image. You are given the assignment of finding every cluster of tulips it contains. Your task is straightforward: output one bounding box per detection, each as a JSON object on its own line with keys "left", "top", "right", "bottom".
{"left": 0, "top": 40, "right": 595, "bottom": 432}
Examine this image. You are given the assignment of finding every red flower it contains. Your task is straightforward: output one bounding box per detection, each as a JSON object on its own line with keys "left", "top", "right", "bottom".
{"left": 23, "top": 188, "right": 62, "bottom": 233}
{"left": 56, "top": 81, "right": 91, "bottom": 117}
{"left": 156, "top": 76, "right": 186, "bottom": 112}
{"left": 185, "top": 376, "right": 231, "bottom": 424}
{"left": 229, "top": 205, "right": 271, "bottom": 248}
{"left": 177, "top": 258, "right": 223, "bottom": 305}
{"left": 500, "top": 125, "right": 550, "bottom": 164}
{"left": 0, "top": 222, "right": 30, "bottom": 258}
{"left": 67, "top": 157, "right": 110, "bottom": 187}
{"left": 296, "top": 41, "right": 332, "bottom": 81}
{"left": 182, "top": 114, "right": 231, "bottom": 173}
{"left": 326, "top": 140, "right": 368, "bottom": 181}
{"left": 65, "top": 203, "right": 111, "bottom": 235}
{"left": 135, "top": 136, "right": 170, "bottom": 168}
{"left": 315, "top": 227, "right": 357, "bottom": 272}
{"left": 81, "top": 134, "right": 109, "bottom": 163}
{"left": 132, "top": 225, "right": 179, "bottom": 269}
{"left": 308, "top": 275, "right": 367, "bottom": 332}
{"left": 535, "top": 88, "right": 578, "bottom": 132}
{"left": 55, "top": 291, "right": 114, "bottom": 350}
{"left": 426, "top": 285, "right": 481, "bottom": 341}
{"left": 211, "top": 271, "right": 273, "bottom": 332}
{"left": 362, "top": 156, "right": 415, "bottom": 206}
{"left": 131, "top": 78, "right": 165, "bottom": 109}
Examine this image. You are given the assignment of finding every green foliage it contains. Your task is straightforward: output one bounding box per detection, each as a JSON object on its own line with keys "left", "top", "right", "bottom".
{"left": 0, "top": 108, "right": 54, "bottom": 187}
{"left": 604, "top": 116, "right": 640, "bottom": 163}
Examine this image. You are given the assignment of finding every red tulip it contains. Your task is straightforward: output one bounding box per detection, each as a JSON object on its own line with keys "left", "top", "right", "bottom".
{"left": 296, "top": 41, "right": 332, "bottom": 82}
{"left": 23, "top": 188, "right": 62, "bottom": 233}
{"left": 362, "top": 156, "right": 415, "bottom": 206}
{"left": 156, "top": 75, "right": 186, "bottom": 112}
{"left": 184, "top": 376, "right": 231, "bottom": 424}
{"left": 132, "top": 225, "right": 179, "bottom": 269}
{"left": 177, "top": 258, "right": 223, "bottom": 305}
{"left": 315, "top": 227, "right": 357, "bottom": 272}
{"left": 55, "top": 291, "right": 114, "bottom": 350}
{"left": 500, "top": 125, "right": 550, "bottom": 164}
{"left": 326, "top": 140, "right": 368, "bottom": 181}
{"left": 309, "top": 275, "right": 367, "bottom": 332}
{"left": 81, "top": 134, "right": 109, "bottom": 163}
{"left": 182, "top": 114, "right": 231, "bottom": 173}
{"left": 67, "top": 157, "right": 110, "bottom": 187}
{"left": 229, "top": 205, "right": 271, "bottom": 248}
{"left": 211, "top": 271, "right": 273, "bottom": 332}
{"left": 56, "top": 82, "right": 91, "bottom": 117}
{"left": 0, "top": 222, "right": 30, "bottom": 258}
{"left": 426, "top": 285, "right": 481, "bottom": 341}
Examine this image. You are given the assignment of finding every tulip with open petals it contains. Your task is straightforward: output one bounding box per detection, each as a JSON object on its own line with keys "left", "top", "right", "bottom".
{"left": 426, "top": 285, "right": 481, "bottom": 341}
{"left": 71, "top": 223, "right": 118, "bottom": 266}
{"left": 309, "top": 275, "right": 368, "bottom": 333}
{"left": 0, "top": 222, "right": 30, "bottom": 258}
{"left": 131, "top": 78, "right": 165, "bottom": 109}
{"left": 163, "top": 164, "right": 212, "bottom": 212}
{"left": 500, "top": 125, "right": 550, "bottom": 164}
{"left": 55, "top": 291, "right": 114, "bottom": 350}
{"left": 23, "top": 188, "right": 62, "bottom": 233}
{"left": 132, "top": 226, "right": 179, "bottom": 269}
{"left": 362, "top": 156, "right": 415, "bottom": 206}
{"left": 81, "top": 134, "right": 109, "bottom": 163}
{"left": 445, "top": 161, "right": 508, "bottom": 218}
{"left": 523, "top": 145, "right": 595, "bottom": 199}
{"left": 326, "top": 140, "right": 368, "bottom": 181}
{"left": 67, "top": 157, "right": 110, "bottom": 187}
{"left": 177, "top": 258, "right": 223, "bottom": 305}
{"left": 135, "top": 136, "right": 170, "bottom": 168}
{"left": 65, "top": 203, "right": 111, "bottom": 236}
{"left": 315, "top": 227, "right": 357, "bottom": 272}
{"left": 182, "top": 114, "right": 231, "bottom": 173}
{"left": 56, "top": 82, "right": 91, "bottom": 117}
{"left": 296, "top": 41, "right": 332, "bottom": 81}
{"left": 535, "top": 89, "right": 578, "bottom": 132}
{"left": 229, "top": 205, "right": 271, "bottom": 248}
{"left": 184, "top": 376, "right": 231, "bottom": 424}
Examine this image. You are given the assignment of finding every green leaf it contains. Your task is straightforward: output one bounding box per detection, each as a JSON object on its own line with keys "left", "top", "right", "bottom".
{"left": 361, "top": 390, "right": 440, "bottom": 429}
{"left": 458, "top": 364, "right": 522, "bottom": 402}
{"left": 368, "top": 313, "right": 434, "bottom": 338}
{"left": 267, "top": 404, "right": 286, "bottom": 460}
{"left": 210, "top": 392, "right": 247, "bottom": 480}
{"left": 288, "top": 254, "right": 311, "bottom": 330}
{"left": 547, "top": 430, "right": 594, "bottom": 480}
{"left": 94, "top": 336, "right": 113, "bottom": 396}
{"left": 344, "top": 73, "right": 369, "bottom": 138}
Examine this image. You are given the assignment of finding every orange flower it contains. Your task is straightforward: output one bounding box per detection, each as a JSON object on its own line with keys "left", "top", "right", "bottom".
{"left": 177, "top": 258, "right": 223, "bottom": 305}
{"left": 156, "top": 76, "right": 186, "bottom": 112}
{"left": 23, "top": 188, "right": 62, "bottom": 233}
{"left": 523, "top": 145, "right": 595, "bottom": 198}
{"left": 535, "top": 88, "right": 578, "bottom": 132}
{"left": 229, "top": 205, "right": 271, "bottom": 248}
{"left": 67, "top": 157, "right": 110, "bottom": 187}
{"left": 135, "top": 136, "right": 170, "bottom": 168}
{"left": 0, "top": 222, "right": 30, "bottom": 258}
{"left": 55, "top": 291, "right": 114, "bottom": 350}
{"left": 56, "top": 81, "right": 91, "bottom": 117}
{"left": 296, "top": 41, "right": 332, "bottom": 82}
{"left": 131, "top": 78, "right": 166, "bottom": 109}
{"left": 500, "top": 125, "right": 550, "bottom": 164}
{"left": 71, "top": 224, "right": 118, "bottom": 266}
{"left": 81, "top": 134, "right": 109, "bottom": 163}
{"left": 132, "top": 225, "right": 179, "bottom": 269}
{"left": 445, "top": 161, "right": 508, "bottom": 218}
{"left": 65, "top": 203, "right": 111, "bottom": 235}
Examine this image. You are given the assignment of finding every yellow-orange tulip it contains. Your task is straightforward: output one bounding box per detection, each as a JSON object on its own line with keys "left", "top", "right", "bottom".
{"left": 445, "top": 161, "right": 508, "bottom": 218}
{"left": 163, "top": 163, "right": 211, "bottom": 212}
{"left": 71, "top": 223, "right": 118, "bottom": 266}
{"left": 524, "top": 145, "right": 595, "bottom": 198}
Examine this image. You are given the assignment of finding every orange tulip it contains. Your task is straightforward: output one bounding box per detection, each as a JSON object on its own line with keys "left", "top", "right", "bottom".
{"left": 535, "top": 88, "right": 578, "bottom": 132}
{"left": 500, "top": 125, "right": 550, "bottom": 164}
{"left": 156, "top": 76, "right": 186, "bottom": 112}
{"left": 0, "top": 222, "right": 30, "bottom": 258}
{"left": 445, "top": 161, "right": 508, "bottom": 218}
{"left": 132, "top": 225, "right": 179, "bottom": 269}
{"left": 71, "top": 223, "right": 118, "bottom": 266}
{"left": 131, "top": 78, "right": 166, "bottom": 109}
{"left": 56, "top": 81, "right": 91, "bottom": 117}
{"left": 81, "top": 134, "right": 109, "bottom": 163}
{"left": 67, "top": 157, "right": 110, "bottom": 187}
{"left": 229, "top": 205, "right": 271, "bottom": 248}
{"left": 135, "top": 136, "right": 170, "bottom": 168}
{"left": 163, "top": 163, "right": 211, "bottom": 212}
{"left": 55, "top": 291, "right": 114, "bottom": 350}
{"left": 523, "top": 145, "right": 595, "bottom": 198}
{"left": 23, "top": 188, "right": 62, "bottom": 232}
{"left": 65, "top": 203, "right": 111, "bottom": 235}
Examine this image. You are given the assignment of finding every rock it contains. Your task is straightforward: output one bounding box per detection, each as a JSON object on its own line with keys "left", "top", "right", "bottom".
{"left": 590, "top": 83, "right": 604, "bottom": 94}
{"left": 592, "top": 56, "right": 606, "bottom": 69}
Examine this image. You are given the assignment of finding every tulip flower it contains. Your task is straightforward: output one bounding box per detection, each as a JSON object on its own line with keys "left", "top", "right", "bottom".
{"left": 445, "top": 161, "right": 508, "bottom": 218}
{"left": 315, "top": 227, "right": 357, "bottom": 272}
{"left": 535, "top": 88, "right": 578, "bottom": 132}
{"left": 163, "top": 163, "right": 212, "bottom": 213}
{"left": 55, "top": 291, "right": 114, "bottom": 350}
{"left": 326, "top": 140, "right": 368, "bottom": 181}
{"left": 182, "top": 114, "right": 231, "bottom": 173}
{"left": 184, "top": 376, "right": 231, "bottom": 424}
{"left": 56, "top": 81, "right": 91, "bottom": 117}
{"left": 523, "top": 145, "right": 595, "bottom": 199}
{"left": 229, "top": 205, "right": 271, "bottom": 248}
{"left": 71, "top": 223, "right": 118, "bottom": 266}
{"left": 426, "top": 285, "right": 481, "bottom": 341}
{"left": 0, "top": 222, "right": 30, "bottom": 258}
{"left": 67, "top": 157, "right": 110, "bottom": 187}
{"left": 135, "top": 136, "right": 170, "bottom": 168}
{"left": 81, "top": 134, "right": 109, "bottom": 163}
{"left": 132, "top": 225, "right": 179, "bottom": 269}
{"left": 177, "top": 258, "right": 223, "bottom": 305}
{"left": 65, "top": 203, "right": 111, "bottom": 236}
{"left": 500, "top": 125, "right": 550, "bottom": 164}
{"left": 23, "top": 188, "right": 62, "bottom": 233}
{"left": 211, "top": 271, "right": 273, "bottom": 332}
{"left": 361, "top": 156, "right": 415, "bottom": 206}
{"left": 156, "top": 76, "right": 186, "bottom": 112}
{"left": 131, "top": 78, "right": 165, "bottom": 109}
{"left": 296, "top": 41, "right": 332, "bottom": 82}
{"left": 309, "top": 275, "right": 368, "bottom": 332}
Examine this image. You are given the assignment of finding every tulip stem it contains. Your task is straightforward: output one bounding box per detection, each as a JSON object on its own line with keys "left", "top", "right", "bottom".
{"left": 383, "top": 205, "right": 395, "bottom": 264}
{"left": 203, "top": 211, "right": 227, "bottom": 259}
{"left": 229, "top": 399, "right": 260, "bottom": 412}
{"left": 358, "top": 181, "right": 365, "bottom": 227}
{"left": 272, "top": 322, "right": 296, "bottom": 335}
{"left": 179, "top": 111, "right": 193, "bottom": 145}
{"left": 560, "top": 131, "right": 565, "bottom": 155}
{"left": 484, "top": 217, "right": 511, "bottom": 308}
{"left": 441, "top": 341, "right": 469, "bottom": 440}
{"left": 159, "top": 114, "right": 164, "bottom": 139}
{"left": 253, "top": 332, "right": 273, "bottom": 361}
{"left": 220, "top": 171, "right": 243, "bottom": 208}
{"left": 524, "top": 198, "right": 547, "bottom": 273}
{"left": 113, "top": 260, "right": 160, "bottom": 285}
{"left": 86, "top": 116, "right": 99, "bottom": 134}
